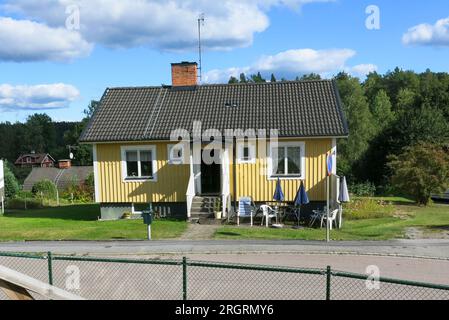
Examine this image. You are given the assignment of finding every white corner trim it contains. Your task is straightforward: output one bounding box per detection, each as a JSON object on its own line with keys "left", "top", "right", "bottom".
{"left": 236, "top": 140, "right": 256, "bottom": 164}
{"left": 267, "top": 141, "right": 306, "bottom": 180}
{"left": 92, "top": 144, "right": 101, "bottom": 203}
{"left": 120, "top": 145, "right": 158, "bottom": 182}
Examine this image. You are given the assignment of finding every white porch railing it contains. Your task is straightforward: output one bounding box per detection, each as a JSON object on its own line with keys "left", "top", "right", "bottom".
{"left": 186, "top": 153, "right": 195, "bottom": 219}
{"left": 186, "top": 145, "right": 232, "bottom": 219}
{"left": 221, "top": 147, "right": 231, "bottom": 218}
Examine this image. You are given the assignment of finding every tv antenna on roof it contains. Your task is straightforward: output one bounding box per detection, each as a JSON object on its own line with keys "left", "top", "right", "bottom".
{"left": 197, "top": 13, "right": 205, "bottom": 83}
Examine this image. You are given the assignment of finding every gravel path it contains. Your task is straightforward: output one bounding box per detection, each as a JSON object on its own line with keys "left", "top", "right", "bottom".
{"left": 179, "top": 224, "right": 220, "bottom": 240}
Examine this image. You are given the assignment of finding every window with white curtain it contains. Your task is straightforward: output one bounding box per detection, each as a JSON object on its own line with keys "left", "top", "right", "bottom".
{"left": 269, "top": 142, "right": 305, "bottom": 179}
{"left": 121, "top": 146, "right": 157, "bottom": 181}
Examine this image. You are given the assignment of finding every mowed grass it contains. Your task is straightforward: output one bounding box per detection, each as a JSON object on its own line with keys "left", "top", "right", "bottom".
{"left": 214, "top": 198, "right": 449, "bottom": 241}
{"left": 0, "top": 204, "right": 187, "bottom": 241}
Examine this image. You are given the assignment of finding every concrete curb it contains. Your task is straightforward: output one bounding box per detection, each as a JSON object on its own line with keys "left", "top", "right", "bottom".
{"left": 74, "top": 250, "right": 449, "bottom": 262}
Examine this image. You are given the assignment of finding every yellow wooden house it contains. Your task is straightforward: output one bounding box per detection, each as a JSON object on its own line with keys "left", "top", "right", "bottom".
{"left": 80, "top": 62, "right": 348, "bottom": 220}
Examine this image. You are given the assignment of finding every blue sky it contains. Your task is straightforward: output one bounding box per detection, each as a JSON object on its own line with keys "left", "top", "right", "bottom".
{"left": 0, "top": 0, "right": 448, "bottom": 123}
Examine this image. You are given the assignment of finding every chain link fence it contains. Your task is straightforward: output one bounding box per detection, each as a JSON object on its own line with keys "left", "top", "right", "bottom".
{"left": 1, "top": 252, "right": 449, "bottom": 300}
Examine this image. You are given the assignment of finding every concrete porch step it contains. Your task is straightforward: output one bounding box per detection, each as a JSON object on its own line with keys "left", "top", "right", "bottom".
{"left": 189, "top": 216, "right": 225, "bottom": 225}
{"left": 190, "top": 196, "right": 223, "bottom": 225}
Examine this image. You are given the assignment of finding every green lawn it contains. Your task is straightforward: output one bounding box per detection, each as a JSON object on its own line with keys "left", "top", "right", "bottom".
{"left": 1, "top": 198, "right": 448, "bottom": 241}
{"left": 0, "top": 204, "right": 187, "bottom": 241}
{"left": 214, "top": 199, "right": 449, "bottom": 241}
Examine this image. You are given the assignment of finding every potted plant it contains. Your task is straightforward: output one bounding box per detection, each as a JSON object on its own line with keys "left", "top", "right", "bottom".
{"left": 214, "top": 201, "right": 222, "bottom": 220}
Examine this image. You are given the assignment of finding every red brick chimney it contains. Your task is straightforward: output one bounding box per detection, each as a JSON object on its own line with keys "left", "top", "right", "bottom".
{"left": 58, "top": 159, "right": 72, "bottom": 169}
{"left": 171, "top": 62, "right": 198, "bottom": 86}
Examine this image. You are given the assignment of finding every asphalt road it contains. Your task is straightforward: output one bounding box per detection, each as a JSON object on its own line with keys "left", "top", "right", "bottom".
{"left": 1, "top": 251, "right": 449, "bottom": 300}
{"left": 1, "top": 239, "right": 449, "bottom": 259}
{"left": 2, "top": 240, "right": 449, "bottom": 300}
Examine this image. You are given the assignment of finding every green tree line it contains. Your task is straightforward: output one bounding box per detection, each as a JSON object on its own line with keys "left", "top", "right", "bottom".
{"left": 0, "top": 101, "right": 99, "bottom": 182}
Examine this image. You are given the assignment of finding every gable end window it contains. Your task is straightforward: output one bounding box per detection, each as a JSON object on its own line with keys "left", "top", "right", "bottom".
{"left": 237, "top": 141, "right": 256, "bottom": 164}
{"left": 121, "top": 146, "right": 157, "bottom": 182}
{"left": 268, "top": 142, "right": 305, "bottom": 180}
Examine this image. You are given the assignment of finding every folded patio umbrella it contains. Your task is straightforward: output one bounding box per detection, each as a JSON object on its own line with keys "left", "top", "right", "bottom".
{"left": 273, "top": 178, "right": 285, "bottom": 202}
{"left": 339, "top": 176, "right": 350, "bottom": 203}
{"left": 337, "top": 176, "right": 350, "bottom": 229}
{"left": 272, "top": 178, "right": 284, "bottom": 225}
{"left": 293, "top": 182, "right": 309, "bottom": 227}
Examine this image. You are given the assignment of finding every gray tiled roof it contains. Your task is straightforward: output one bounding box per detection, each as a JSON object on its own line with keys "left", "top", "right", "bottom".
{"left": 80, "top": 80, "right": 348, "bottom": 142}
{"left": 23, "top": 167, "right": 93, "bottom": 192}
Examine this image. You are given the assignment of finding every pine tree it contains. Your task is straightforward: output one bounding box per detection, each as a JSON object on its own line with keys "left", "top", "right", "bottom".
{"left": 228, "top": 76, "right": 239, "bottom": 84}
{"left": 239, "top": 73, "right": 247, "bottom": 83}
{"left": 250, "top": 72, "right": 266, "bottom": 83}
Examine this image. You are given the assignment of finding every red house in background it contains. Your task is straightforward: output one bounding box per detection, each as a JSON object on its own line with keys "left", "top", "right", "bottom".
{"left": 15, "top": 153, "right": 55, "bottom": 168}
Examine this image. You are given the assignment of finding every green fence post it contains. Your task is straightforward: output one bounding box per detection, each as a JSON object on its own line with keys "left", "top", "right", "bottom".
{"left": 47, "top": 252, "right": 53, "bottom": 286}
{"left": 182, "top": 257, "right": 187, "bottom": 300}
{"left": 326, "top": 266, "right": 331, "bottom": 300}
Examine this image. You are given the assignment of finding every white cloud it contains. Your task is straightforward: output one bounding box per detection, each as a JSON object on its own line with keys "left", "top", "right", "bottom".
{"left": 204, "top": 66, "right": 251, "bottom": 83}
{"left": 403, "top": 17, "right": 449, "bottom": 46}
{"left": 346, "top": 64, "right": 378, "bottom": 77}
{"left": 3, "top": 0, "right": 334, "bottom": 52}
{"left": 0, "top": 83, "right": 80, "bottom": 111}
{"left": 204, "top": 48, "right": 376, "bottom": 83}
{"left": 254, "top": 48, "right": 356, "bottom": 74}
{"left": 0, "top": 17, "right": 92, "bottom": 62}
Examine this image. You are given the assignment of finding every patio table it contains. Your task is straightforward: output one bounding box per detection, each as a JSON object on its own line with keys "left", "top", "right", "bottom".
{"left": 273, "top": 204, "right": 291, "bottom": 224}
{"left": 309, "top": 209, "right": 325, "bottom": 228}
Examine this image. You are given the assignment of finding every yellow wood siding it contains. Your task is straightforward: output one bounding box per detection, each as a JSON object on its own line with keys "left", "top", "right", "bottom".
{"left": 233, "top": 139, "right": 331, "bottom": 202}
{"left": 96, "top": 138, "right": 331, "bottom": 203}
{"left": 97, "top": 143, "right": 190, "bottom": 203}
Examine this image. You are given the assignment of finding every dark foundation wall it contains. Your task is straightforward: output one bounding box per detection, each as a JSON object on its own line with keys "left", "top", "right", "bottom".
{"left": 100, "top": 202, "right": 187, "bottom": 220}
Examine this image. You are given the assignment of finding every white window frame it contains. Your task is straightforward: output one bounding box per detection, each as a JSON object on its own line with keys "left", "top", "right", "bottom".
{"left": 237, "top": 140, "right": 256, "bottom": 164}
{"left": 167, "top": 144, "right": 185, "bottom": 165}
{"left": 120, "top": 145, "right": 157, "bottom": 182}
{"left": 267, "top": 141, "right": 306, "bottom": 180}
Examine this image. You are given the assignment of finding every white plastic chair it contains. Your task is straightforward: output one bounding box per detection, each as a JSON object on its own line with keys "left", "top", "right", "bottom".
{"left": 321, "top": 208, "right": 338, "bottom": 230}
{"left": 260, "top": 205, "right": 278, "bottom": 227}
{"left": 237, "top": 197, "right": 256, "bottom": 226}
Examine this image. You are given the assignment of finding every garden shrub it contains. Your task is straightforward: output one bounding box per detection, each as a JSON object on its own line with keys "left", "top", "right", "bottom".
{"left": 16, "top": 190, "right": 34, "bottom": 199}
{"left": 6, "top": 197, "right": 42, "bottom": 210}
{"left": 3, "top": 161, "right": 20, "bottom": 199}
{"left": 62, "top": 182, "right": 94, "bottom": 203}
{"left": 349, "top": 181, "right": 376, "bottom": 197}
{"left": 84, "top": 172, "right": 95, "bottom": 196}
{"left": 32, "top": 179, "right": 58, "bottom": 200}
{"left": 343, "top": 198, "right": 395, "bottom": 220}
